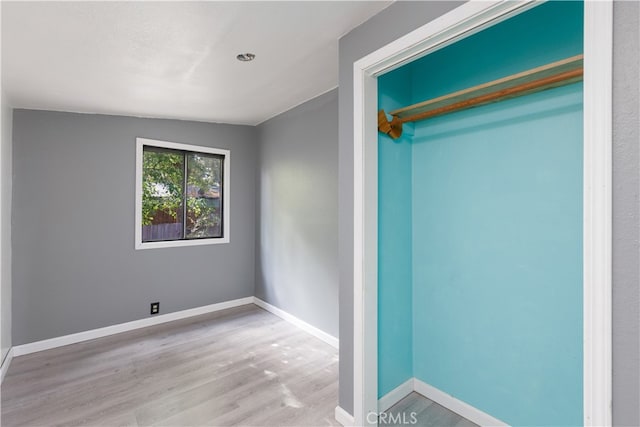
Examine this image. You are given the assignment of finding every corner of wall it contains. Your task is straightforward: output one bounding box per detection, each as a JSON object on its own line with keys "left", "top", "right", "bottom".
{"left": 0, "top": 89, "right": 13, "bottom": 362}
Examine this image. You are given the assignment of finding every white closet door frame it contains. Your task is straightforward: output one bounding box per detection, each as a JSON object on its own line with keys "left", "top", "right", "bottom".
{"left": 352, "top": 1, "right": 612, "bottom": 426}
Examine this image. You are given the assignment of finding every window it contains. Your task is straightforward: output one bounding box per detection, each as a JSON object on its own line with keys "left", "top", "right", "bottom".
{"left": 135, "top": 138, "right": 230, "bottom": 249}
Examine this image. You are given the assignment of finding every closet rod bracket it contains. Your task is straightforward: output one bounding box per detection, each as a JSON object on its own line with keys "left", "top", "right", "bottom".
{"left": 378, "top": 110, "right": 403, "bottom": 139}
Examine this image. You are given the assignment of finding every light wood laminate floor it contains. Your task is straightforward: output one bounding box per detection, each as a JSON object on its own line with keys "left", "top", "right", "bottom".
{"left": 2, "top": 305, "right": 340, "bottom": 427}
{"left": 380, "top": 393, "right": 478, "bottom": 427}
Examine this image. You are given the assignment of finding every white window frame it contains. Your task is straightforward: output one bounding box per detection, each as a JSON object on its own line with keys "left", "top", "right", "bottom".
{"left": 135, "top": 137, "right": 230, "bottom": 250}
{"left": 351, "top": 1, "right": 612, "bottom": 426}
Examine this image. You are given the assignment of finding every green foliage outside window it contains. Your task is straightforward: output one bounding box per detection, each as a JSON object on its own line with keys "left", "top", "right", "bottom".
{"left": 142, "top": 149, "right": 184, "bottom": 226}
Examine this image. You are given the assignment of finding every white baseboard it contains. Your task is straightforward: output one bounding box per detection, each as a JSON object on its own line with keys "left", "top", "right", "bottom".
{"left": 378, "top": 378, "right": 414, "bottom": 412}
{"left": 11, "top": 297, "right": 338, "bottom": 357}
{"left": 252, "top": 297, "right": 339, "bottom": 349}
{"left": 413, "top": 378, "right": 509, "bottom": 427}
{"left": 335, "top": 406, "right": 355, "bottom": 426}
{"left": 376, "top": 378, "right": 508, "bottom": 426}
{"left": 1, "top": 347, "right": 14, "bottom": 383}
{"left": 12, "top": 297, "right": 255, "bottom": 356}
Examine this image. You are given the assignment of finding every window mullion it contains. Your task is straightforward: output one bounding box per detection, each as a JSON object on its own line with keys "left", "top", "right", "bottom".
{"left": 183, "top": 152, "right": 188, "bottom": 240}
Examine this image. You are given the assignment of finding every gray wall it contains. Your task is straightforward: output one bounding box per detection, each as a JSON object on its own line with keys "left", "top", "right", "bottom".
{"left": 12, "top": 110, "right": 257, "bottom": 345}
{"left": 1, "top": 89, "right": 12, "bottom": 363}
{"left": 337, "top": 1, "right": 640, "bottom": 424}
{"left": 255, "top": 89, "right": 339, "bottom": 338}
{"left": 612, "top": 1, "right": 640, "bottom": 425}
{"left": 337, "top": 1, "right": 463, "bottom": 413}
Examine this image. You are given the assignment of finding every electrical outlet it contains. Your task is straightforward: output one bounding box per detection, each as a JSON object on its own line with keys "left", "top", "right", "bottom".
{"left": 150, "top": 302, "right": 160, "bottom": 315}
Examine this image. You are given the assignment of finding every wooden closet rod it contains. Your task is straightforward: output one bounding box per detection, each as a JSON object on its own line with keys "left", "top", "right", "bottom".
{"left": 378, "top": 54, "right": 584, "bottom": 139}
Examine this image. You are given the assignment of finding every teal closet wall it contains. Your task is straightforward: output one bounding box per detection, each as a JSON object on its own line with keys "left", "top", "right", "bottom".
{"left": 377, "top": 2, "right": 584, "bottom": 425}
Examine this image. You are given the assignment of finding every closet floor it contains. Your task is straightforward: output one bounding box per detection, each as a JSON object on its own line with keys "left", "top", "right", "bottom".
{"left": 381, "top": 392, "right": 478, "bottom": 427}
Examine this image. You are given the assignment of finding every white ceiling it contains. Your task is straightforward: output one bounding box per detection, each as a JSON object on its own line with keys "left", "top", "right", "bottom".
{"left": 1, "top": 1, "right": 391, "bottom": 125}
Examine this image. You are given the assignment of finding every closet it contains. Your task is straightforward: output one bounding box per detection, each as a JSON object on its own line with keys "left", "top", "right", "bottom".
{"left": 377, "top": 2, "right": 584, "bottom": 425}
